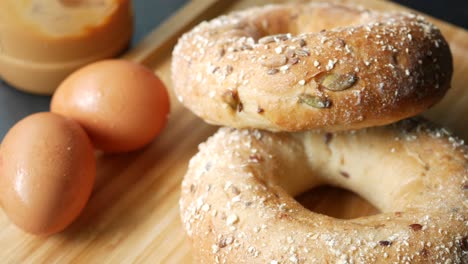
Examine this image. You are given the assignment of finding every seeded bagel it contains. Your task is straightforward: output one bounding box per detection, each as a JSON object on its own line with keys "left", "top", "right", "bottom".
{"left": 172, "top": 3, "right": 452, "bottom": 131}
{"left": 180, "top": 119, "right": 468, "bottom": 263}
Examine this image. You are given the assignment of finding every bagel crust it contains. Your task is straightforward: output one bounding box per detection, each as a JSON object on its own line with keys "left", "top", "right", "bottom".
{"left": 172, "top": 3, "right": 453, "bottom": 132}
{"left": 180, "top": 119, "right": 468, "bottom": 263}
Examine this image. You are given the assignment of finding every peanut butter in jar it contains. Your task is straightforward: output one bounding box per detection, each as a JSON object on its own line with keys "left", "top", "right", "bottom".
{"left": 0, "top": 0, "right": 133, "bottom": 94}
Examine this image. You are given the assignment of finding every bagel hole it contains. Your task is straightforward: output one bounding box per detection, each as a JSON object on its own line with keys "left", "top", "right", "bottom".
{"left": 295, "top": 185, "right": 379, "bottom": 219}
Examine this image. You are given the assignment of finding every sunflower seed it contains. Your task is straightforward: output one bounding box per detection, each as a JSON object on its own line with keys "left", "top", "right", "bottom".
{"left": 267, "top": 69, "right": 279, "bottom": 75}
{"left": 294, "top": 49, "right": 310, "bottom": 57}
{"left": 273, "top": 34, "right": 290, "bottom": 41}
{"left": 258, "top": 36, "right": 275, "bottom": 44}
{"left": 260, "top": 55, "right": 287, "bottom": 68}
{"left": 299, "top": 39, "right": 307, "bottom": 47}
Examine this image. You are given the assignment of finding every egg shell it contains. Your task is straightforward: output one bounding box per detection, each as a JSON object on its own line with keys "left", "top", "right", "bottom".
{"left": 0, "top": 112, "right": 96, "bottom": 235}
{"left": 51, "top": 59, "right": 171, "bottom": 153}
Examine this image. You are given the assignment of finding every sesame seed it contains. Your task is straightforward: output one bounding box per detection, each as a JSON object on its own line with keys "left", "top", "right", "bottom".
{"left": 345, "top": 45, "right": 352, "bottom": 53}
{"left": 326, "top": 59, "right": 337, "bottom": 71}
{"left": 225, "top": 236, "right": 234, "bottom": 245}
{"left": 298, "top": 80, "right": 306, "bottom": 85}
{"left": 275, "top": 46, "right": 283, "bottom": 54}
{"left": 201, "top": 204, "right": 210, "bottom": 211}
{"left": 226, "top": 214, "right": 239, "bottom": 225}
{"left": 313, "top": 60, "right": 320, "bottom": 67}
{"left": 212, "top": 244, "right": 220, "bottom": 253}
{"left": 280, "top": 64, "right": 290, "bottom": 72}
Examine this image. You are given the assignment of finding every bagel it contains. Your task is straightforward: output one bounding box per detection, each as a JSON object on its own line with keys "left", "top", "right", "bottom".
{"left": 180, "top": 118, "right": 467, "bottom": 263}
{"left": 172, "top": 3, "right": 452, "bottom": 132}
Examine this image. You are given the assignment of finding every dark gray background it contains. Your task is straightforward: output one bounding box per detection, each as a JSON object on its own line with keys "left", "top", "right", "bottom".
{"left": 1, "top": 0, "right": 466, "bottom": 140}
{"left": 393, "top": 0, "right": 467, "bottom": 29}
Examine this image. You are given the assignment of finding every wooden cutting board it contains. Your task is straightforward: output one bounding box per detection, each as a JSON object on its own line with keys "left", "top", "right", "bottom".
{"left": 0, "top": 0, "right": 466, "bottom": 263}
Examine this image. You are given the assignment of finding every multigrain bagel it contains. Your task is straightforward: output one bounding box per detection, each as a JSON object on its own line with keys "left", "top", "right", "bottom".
{"left": 180, "top": 118, "right": 468, "bottom": 263}
{"left": 172, "top": 3, "right": 452, "bottom": 131}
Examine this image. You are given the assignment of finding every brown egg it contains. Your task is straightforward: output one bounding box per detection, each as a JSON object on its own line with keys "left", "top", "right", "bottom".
{"left": 51, "top": 59, "right": 170, "bottom": 153}
{"left": 0, "top": 112, "right": 95, "bottom": 235}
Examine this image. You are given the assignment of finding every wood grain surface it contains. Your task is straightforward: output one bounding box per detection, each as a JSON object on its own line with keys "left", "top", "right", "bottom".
{"left": 0, "top": 0, "right": 466, "bottom": 263}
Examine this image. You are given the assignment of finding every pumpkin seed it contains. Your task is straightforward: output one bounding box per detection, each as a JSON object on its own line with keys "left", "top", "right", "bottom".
{"left": 321, "top": 73, "right": 357, "bottom": 91}
{"left": 298, "top": 94, "right": 331, "bottom": 108}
